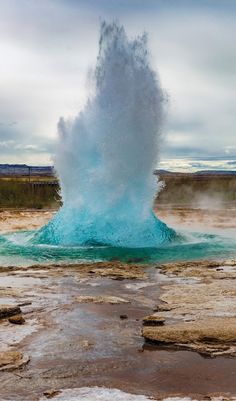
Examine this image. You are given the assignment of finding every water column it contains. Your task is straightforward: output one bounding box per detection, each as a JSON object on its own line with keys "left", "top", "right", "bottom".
{"left": 36, "top": 21, "right": 175, "bottom": 247}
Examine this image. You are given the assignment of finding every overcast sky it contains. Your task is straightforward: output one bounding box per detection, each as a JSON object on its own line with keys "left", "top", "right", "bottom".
{"left": 0, "top": 0, "right": 236, "bottom": 169}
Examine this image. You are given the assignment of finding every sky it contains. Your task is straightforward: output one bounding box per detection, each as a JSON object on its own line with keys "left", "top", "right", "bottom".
{"left": 0, "top": 0, "right": 236, "bottom": 171}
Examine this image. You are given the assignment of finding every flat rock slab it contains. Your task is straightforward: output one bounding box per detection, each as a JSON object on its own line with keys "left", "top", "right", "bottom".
{"left": 157, "top": 259, "right": 236, "bottom": 280}
{"left": 143, "top": 314, "right": 165, "bottom": 326}
{"left": 143, "top": 317, "right": 236, "bottom": 357}
{"left": 0, "top": 350, "right": 29, "bottom": 371}
{"left": 74, "top": 295, "right": 130, "bottom": 304}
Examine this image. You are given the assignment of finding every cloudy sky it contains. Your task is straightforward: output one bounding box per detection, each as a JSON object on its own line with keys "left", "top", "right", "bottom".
{"left": 0, "top": 0, "right": 236, "bottom": 170}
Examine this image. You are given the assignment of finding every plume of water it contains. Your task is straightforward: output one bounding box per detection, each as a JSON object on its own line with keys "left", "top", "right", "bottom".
{"left": 36, "top": 21, "right": 175, "bottom": 247}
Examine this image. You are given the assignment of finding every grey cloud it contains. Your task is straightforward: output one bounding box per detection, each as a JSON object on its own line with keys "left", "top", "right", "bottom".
{"left": 0, "top": 0, "right": 235, "bottom": 165}
{"left": 159, "top": 156, "right": 236, "bottom": 172}
{"left": 0, "top": 139, "right": 50, "bottom": 153}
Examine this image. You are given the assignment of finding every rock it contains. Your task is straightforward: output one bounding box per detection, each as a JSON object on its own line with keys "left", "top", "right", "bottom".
{"left": 0, "top": 305, "right": 21, "bottom": 320}
{"left": 0, "top": 351, "right": 29, "bottom": 371}
{"left": 43, "top": 389, "right": 61, "bottom": 399}
{"left": 127, "top": 258, "right": 144, "bottom": 263}
{"left": 74, "top": 295, "right": 130, "bottom": 304}
{"left": 142, "top": 317, "right": 236, "bottom": 356}
{"left": 120, "top": 314, "right": 128, "bottom": 319}
{"left": 8, "top": 314, "right": 25, "bottom": 325}
{"left": 77, "top": 261, "right": 147, "bottom": 280}
{"left": 142, "top": 315, "right": 165, "bottom": 326}
{"left": 157, "top": 259, "right": 236, "bottom": 281}
{"left": 82, "top": 340, "right": 93, "bottom": 349}
{"left": 154, "top": 305, "right": 172, "bottom": 312}
{"left": 120, "top": 315, "right": 128, "bottom": 320}
{"left": 18, "top": 301, "right": 32, "bottom": 307}
{"left": 1, "top": 261, "right": 148, "bottom": 280}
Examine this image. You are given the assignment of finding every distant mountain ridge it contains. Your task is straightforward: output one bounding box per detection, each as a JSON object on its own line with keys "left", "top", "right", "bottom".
{"left": 155, "top": 169, "right": 236, "bottom": 176}
{"left": 0, "top": 164, "right": 54, "bottom": 176}
{"left": 0, "top": 164, "right": 235, "bottom": 177}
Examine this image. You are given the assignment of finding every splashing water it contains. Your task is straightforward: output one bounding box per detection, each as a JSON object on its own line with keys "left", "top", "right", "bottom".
{"left": 35, "top": 21, "right": 175, "bottom": 248}
{"left": 0, "top": 21, "right": 235, "bottom": 267}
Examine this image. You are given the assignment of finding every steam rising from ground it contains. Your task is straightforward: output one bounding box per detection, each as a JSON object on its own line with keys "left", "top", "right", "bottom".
{"left": 36, "top": 21, "right": 175, "bottom": 247}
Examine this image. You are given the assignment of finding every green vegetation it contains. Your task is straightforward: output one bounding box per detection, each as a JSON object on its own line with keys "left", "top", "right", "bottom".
{"left": 0, "top": 179, "right": 61, "bottom": 209}
{"left": 0, "top": 173, "right": 235, "bottom": 209}
{"left": 157, "top": 173, "right": 236, "bottom": 205}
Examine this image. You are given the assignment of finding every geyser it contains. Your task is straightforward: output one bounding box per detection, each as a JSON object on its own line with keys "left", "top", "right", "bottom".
{"left": 36, "top": 21, "right": 175, "bottom": 247}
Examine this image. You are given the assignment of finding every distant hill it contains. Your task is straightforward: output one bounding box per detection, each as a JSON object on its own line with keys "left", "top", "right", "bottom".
{"left": 155, "top": 169, "right": 236, "bottom": 176}
{"left": 0, "top": 164, "right": 54, "bottom": 176}
{"left": 193, "top": 170, "right": 236, "bottom": 175}
{"left": 0, "top": 164, "right": 235, "bottom": 177}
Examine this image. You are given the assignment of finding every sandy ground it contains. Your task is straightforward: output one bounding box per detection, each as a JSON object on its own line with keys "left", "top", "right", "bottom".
{"left": 0, "top": 207, "right": 236, "bottom": 400}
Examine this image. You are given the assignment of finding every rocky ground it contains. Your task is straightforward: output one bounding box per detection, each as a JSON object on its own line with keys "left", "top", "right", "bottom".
{"left": 0, "top": 209, "right": 55, "bottom": 234}
{"left": 0, "top": 208, "right": 236, "bottom": 400}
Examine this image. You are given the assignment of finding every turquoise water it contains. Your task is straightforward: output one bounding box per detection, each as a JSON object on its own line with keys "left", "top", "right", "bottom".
{"left": 0, "top": 229, "right": 235, "bottom": 267}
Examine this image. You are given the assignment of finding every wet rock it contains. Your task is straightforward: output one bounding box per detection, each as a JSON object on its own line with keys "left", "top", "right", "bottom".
{"left": 157, "top": 259, "right": 236, "bottom": 281}
{"left": 143, "top": 315, "right": 165, "bottom": 326}
{"left": 18, "top": 301, "right": 32, "bottom": 307}
{"left": 142, "top": 317, "right": 236, "bottom": 356}
{"left": 0, "top": 305, "right": 21, "bottom": 320}
{"left": 74, "top": 295, "right": 130, "bottom": 304}
{"left": 0, "top": 350, "right": 29, "bottom": 371}
{"left": 86, "top": 262, "right": 147, "bottom": 280}
{"left": 82, "top": 340, "right": 93, "bottom": 349}
{"left": 0, "top": 261, "right": 148, "bottom": 282}
{"left": 127, "top": 257, "right": 144, "bottom": 263}
{"left": 154, "top": 304, "right": 172, "bottom": 312}
{"left": 8, "top": 314, "right": 25, "bottom": 325}
{"left": 43, "top": 389, "right": 61, "bottom": 399}
{"left": 120, "top": 314, "right": 128, "bottom": 319}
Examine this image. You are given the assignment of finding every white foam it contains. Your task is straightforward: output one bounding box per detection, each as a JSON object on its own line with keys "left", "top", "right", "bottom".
{"left": 40, "top": 387, "right": 236, "bottom": 401}
{"left": 40, "top": 387, "right": 152, "bottom": 400}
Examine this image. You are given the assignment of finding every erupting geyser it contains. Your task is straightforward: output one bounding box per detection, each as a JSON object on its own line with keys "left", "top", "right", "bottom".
{"left": 36, "top": 21, "right": 175, "bottom": 247}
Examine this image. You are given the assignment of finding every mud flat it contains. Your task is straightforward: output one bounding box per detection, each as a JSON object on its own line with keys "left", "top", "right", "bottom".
{"left": 0, "top": 209, "right": 236, "bottom": 400}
